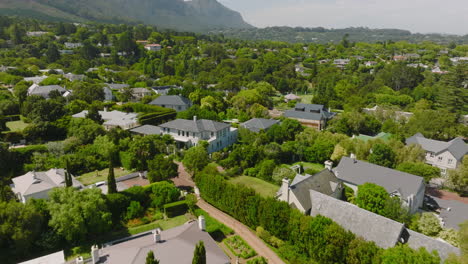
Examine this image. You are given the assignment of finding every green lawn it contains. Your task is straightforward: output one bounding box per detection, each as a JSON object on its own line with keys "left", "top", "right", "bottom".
{"left": 76, "top": 168, "right": 133, "bottom": 186}
{"left": 6, "top": 120, "right": 28, "bottom": 132}
{"left": 229, "top": 176, "right": 278, "bottom": 198}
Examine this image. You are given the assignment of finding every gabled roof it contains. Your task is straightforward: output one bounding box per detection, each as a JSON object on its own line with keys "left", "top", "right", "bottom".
{"left": 130, "top": 125, "right": 162, "bottom": 135}
{"left": 310, "top": 190, "right": 404, "bottom": 249}
{"left": 105, "top": 83, "right": 129, "bottom": 90}
{"left": 11, "top": 169, "right": 83, "bottom": 196}
{"left": 28, "top": 84, "right": 66, "bottom": 97}
{"left": 240, "top": 118, "right": 279, "bottom": 132}
{"left": 288, "top": 169, "right": 342, "bottom": 212}
{"left": 19, "top": 250, "right": 65, "bottom": 264}
{"left": 99, "top": 221, "right": 229, "bottom": 264}
{"left": 406, "top": 133, "right": 467, "bottom": 161}
{"left": 159, "top": 119, "right": 230, "bottom": 133}
{"left": 149, "top": 95, "right": 192, "bottom": 106}
{"left": 405, "top": 229, "right": 460, "bottom": 261}
{"left": 335, "top": 157, "right": 425, "bottom": 200}
{"left": 284, "top": 103, "right": 335, "bottom": 121}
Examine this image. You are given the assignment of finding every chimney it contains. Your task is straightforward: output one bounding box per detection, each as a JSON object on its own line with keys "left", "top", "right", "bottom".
{"left": 324, "top": 160, "right": 333, "bottom": 171}
{"left": 281, "top": 178, "right": 291, "bottom": 204}
{"left": 350, "top": 153, "right": 356, "bottom": 160}
{"left": 153, "top": 228, "right": 162, "bottom": 243}
{"left": 76, "top": 256, "right": 84, "bottom": 264}
{"left": 91, "top": 245, "right": 99, "bottom": 264}
{"left": 198, "top": 215, "right": 206, "bottom": 231}
{"left": 193, "top": 116, "right": 197, "bottom": 122}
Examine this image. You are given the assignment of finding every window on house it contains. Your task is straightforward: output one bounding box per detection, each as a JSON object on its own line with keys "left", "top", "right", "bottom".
{"left": 430, "top": 152, "right": 435, "bottom": 158}
{"left": 211, "top": 132, "right": 214, "bottom": 137}
{"left": 178, "top": 130, "right": 180, "bottom": 136}
{"left": 438, "top": 157, "right": 443, "bottom": 162}
{"left": 441, "top": 168, "right": 447, "bottom": 175}
{"left": 448, "top": 159, "right": 453, "bottom": 164}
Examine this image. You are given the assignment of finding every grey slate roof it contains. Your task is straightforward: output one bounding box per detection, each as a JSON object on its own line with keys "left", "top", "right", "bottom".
{"left": 284, "top": 103, "right": 335, "bottom": 121}
{"left": 240, "top": 118, "right": 280, "bottom": 132}
{"left": 130, "top": 125, "right": 162, "bottom": 135}
{"left": 99, "top": 221, "right": 229, "bottom": 264}
{"left": 286, "top": 169, "right": 342, "bottom": 212}
{"left": 11, "top": 169, "right": 83, "bottom": 196}
{"left": 149, "top": 95, "right": 192, "bottom": 106}
{"left": 159, "top": 119, "right": 230, "bottom": 133}
{"left": 405, "top": 229, "right": 460, "bottom": 261}
{"left": 28, "top": 84, "right": 66, "bottom": 97}
{"left": 406, "top": 133, "right": 468, "bottom": 161}
{"left": 310, "top": 190, "right": 404, "bottom": 249}
{"left": 335, "top": 157, "right": 425, "bottom": 199}
{"left": 105, "top": 83, "right": 129, "bottom": 90}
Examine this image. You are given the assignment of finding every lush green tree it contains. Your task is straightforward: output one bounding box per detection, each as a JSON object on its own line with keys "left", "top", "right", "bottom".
{"left": 47, "top": 188, "right": 112, "bottom": 242}
{"left": 0, "top": 201, "right": 45, "bottom": 255}
{"left": 379, "top": 244, "right": 440, "bottom": 264}
{"left": 145, "top": 250, "right": 160, "bottom": 264}
{"left": 45, "top": 43, "right": 60, "bottom": 63}
{"left": 368, "top": 143, "right": 396, "bottom": 168}
{"left": 355, "top": 183, "right": 389, "bottom": 215}
{"left": 396, "top": 162, "right": 440, "bottom": 183}
{"left": 418, "top": 212, "right": 442, "bottom": 237}
{"left": 438, "top": 228, "right": 459, "bottom": 247}
{"left": 150, "top": 181, "right": 180, "bottom": 208}
{"left": 192, "top": 241, "right": 206, "bottom": 264}
{"left": 346, "top": 237, "right": 381, "bottom": 264}
{"left": 459, "top": 220, "right": 468, "bottom": 263}
{"left": 147, "top": 154, "right": 178, "bottom": 183}
{"left": 255, "top": 159, "right": 276, "bottom": 181}
{"left": 86, "top": 104, "right": 104, "bottom": 125}
{"left": 126, "top": 201, "right": 144, "bottom": 220}
{"left": 447, "top": 156, "right": 468, "bottom": 195}
{"left": 183, "top": 146, "right": 209, "bottom": 176}
{"left": 107, "top": 154, "right": 117, "bottom": 194}
{"left": 383, "top": 196, "right": 411, "bottom": 225}
{"left": 67, "top": 118, "right": 105, "bottom": 144}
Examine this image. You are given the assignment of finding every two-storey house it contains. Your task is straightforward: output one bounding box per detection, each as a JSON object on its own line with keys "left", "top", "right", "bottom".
{"left": 158, "top": 117, "right": 237, "bottom": 153}
{"left": 406, "top": 133, "right": 467, "bottom": 176}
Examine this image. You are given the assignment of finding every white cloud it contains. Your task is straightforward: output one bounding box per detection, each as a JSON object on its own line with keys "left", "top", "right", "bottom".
{"left": 220, "top": 0, "right": 468, "bottom": 35}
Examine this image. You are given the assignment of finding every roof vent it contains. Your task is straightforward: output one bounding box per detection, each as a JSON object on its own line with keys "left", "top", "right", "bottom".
{"left": 153, "top": 228, "right": 162, "bottom": 243}
{"left": 198, "top": 215, "right": 206, "bottom": 231}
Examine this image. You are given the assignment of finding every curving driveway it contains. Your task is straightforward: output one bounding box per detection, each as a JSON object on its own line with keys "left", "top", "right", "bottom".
{"left": 197, "top": 199, "right": 285, "bottom": 264}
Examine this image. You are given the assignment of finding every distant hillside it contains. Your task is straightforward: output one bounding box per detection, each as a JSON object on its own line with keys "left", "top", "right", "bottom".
{"left": 212, "top": 26, "right": 468, "bottom": 44}
{"left": 0, "top": 0, "right": 253, "bottom": 32}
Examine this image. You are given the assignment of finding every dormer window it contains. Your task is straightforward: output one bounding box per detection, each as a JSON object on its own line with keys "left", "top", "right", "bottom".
{"left": 438, "top": 157, "right": 443, "bottom": 162}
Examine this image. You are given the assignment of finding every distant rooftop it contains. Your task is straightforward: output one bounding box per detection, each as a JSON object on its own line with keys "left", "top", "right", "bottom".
{"left": 159, "top": 118, "right": 230, "bottom": 133}
{"left": 240, "top": 118, "right": 279, "bottom": 132}
{"left": 149, "top": 95, "right": 192, "bottom": 106}
{"left": 406, "top": 133, "right": 467, "bottom": 161}
{"left": 355, "top": 132, "right": 393, "bottom": 142}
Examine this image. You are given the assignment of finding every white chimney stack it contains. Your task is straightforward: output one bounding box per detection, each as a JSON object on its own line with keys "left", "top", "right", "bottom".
{"left": 193, "top": 116, "right": 197, "bottom": 122}
{"left": 324, "top": 160, "right": 333, "bottom": 171}
{"left": 281, "top": 178, "right": 291, "bottom": 204}
{"left": 350, "top": 153, "right": 356, "bottom": 162}
{"left": 153, "top": 228, "right": 162, "bottom": 243}
{"left": 76, "top": 256, "right": 84, "bottom": 264}
{"left": 91, "top": 245, "right": 99, "bottom": 264}
{"left": 198, "top": 215, "right": 206, "bottom": 231}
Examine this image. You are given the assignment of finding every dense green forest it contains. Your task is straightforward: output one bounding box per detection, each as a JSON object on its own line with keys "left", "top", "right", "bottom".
{"left": 0, "top": 16, "right": 467, "bottom": 264}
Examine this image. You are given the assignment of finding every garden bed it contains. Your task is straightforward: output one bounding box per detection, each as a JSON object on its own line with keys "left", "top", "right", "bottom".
{"left": 224, "top": 235, "right": 257, "bottom": 259}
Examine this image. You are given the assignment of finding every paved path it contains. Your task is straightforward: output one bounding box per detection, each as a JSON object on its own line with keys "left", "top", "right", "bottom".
{"left": 426, "top": 187, "right": 468, "bottom": 204}
{"left": 197, "top": 199, "right": 285, "bottom": 264}
{"left": 172, "top": 161, "right": 195, "bottom": 188}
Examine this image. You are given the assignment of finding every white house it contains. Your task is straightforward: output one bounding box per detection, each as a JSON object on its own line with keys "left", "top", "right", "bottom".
{"left": 406, "top": 133, "right": 467, "bottom": 176}
{"left": 149, "top": 95, "right": 192, "bottom": 112}
{"left": 158, "top": 117, "right": 237, "bottom": 153}
{"left": 27, "top": 84, "right": 68, "bottom": 99}
{"left": 145, "top": 44, "right": 162, "bottom": 51}
{"left": 72, "top": 110, "right": 139, "bottom": 130}
{"left": 64, "top": 42, "right": 83, "bottom": 49}
{"left": 11, "top": 169, "right": 83, "bottom": 203}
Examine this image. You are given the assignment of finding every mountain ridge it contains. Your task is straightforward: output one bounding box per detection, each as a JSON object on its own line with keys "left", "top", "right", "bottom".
{"left": 0, "top": 0, "right": 253, "bottom": 32}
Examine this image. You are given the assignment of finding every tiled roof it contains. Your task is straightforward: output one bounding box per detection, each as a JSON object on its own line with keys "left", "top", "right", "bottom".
{"left": 240, "top": 118, "right": 279, "bottom": 132}
{"left": 11, "top": 169, "right": 83, "bottom": 196}
{"left": 406, "top": 133, "right": 467, "bottom": 161}
{"left": 284, "top": 103, "right": 335, "bottom": 121}
{"left": 99, "top": 221, "right": 229, "bottom": 264}
{"left": 335, "top": 157, "right": 425, "bottom": 200}
{"left": 130, "top": 125, "right": 162, "bottom": 135}
{"left": 159, "top": 119, "right": 230, "bottom": 133}
{"left": 310, "top": 190, "right": 404, "bottom": 249}
{"left": 149, "top": 95, "right": 192, "bottom": 106}
{"left": 405, "top": 229, "right": 460, "bottom": 261}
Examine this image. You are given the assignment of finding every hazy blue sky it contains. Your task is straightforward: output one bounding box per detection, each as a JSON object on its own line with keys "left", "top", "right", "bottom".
{"left": 219, "top": 0, "right": 468, "bottom": 35}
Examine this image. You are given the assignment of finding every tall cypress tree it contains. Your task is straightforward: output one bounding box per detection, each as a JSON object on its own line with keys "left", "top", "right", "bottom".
{"left": 65, "top": 158, "right": 72, "bottom": 187}
{"left": 145, "top": 250, "right": 159, "bottom": 264}
{"left": 107, "top": 151, "right": 117, "bottom": 194}
{"left": 192, "top": 241, "right": 206, "bottom": 264}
